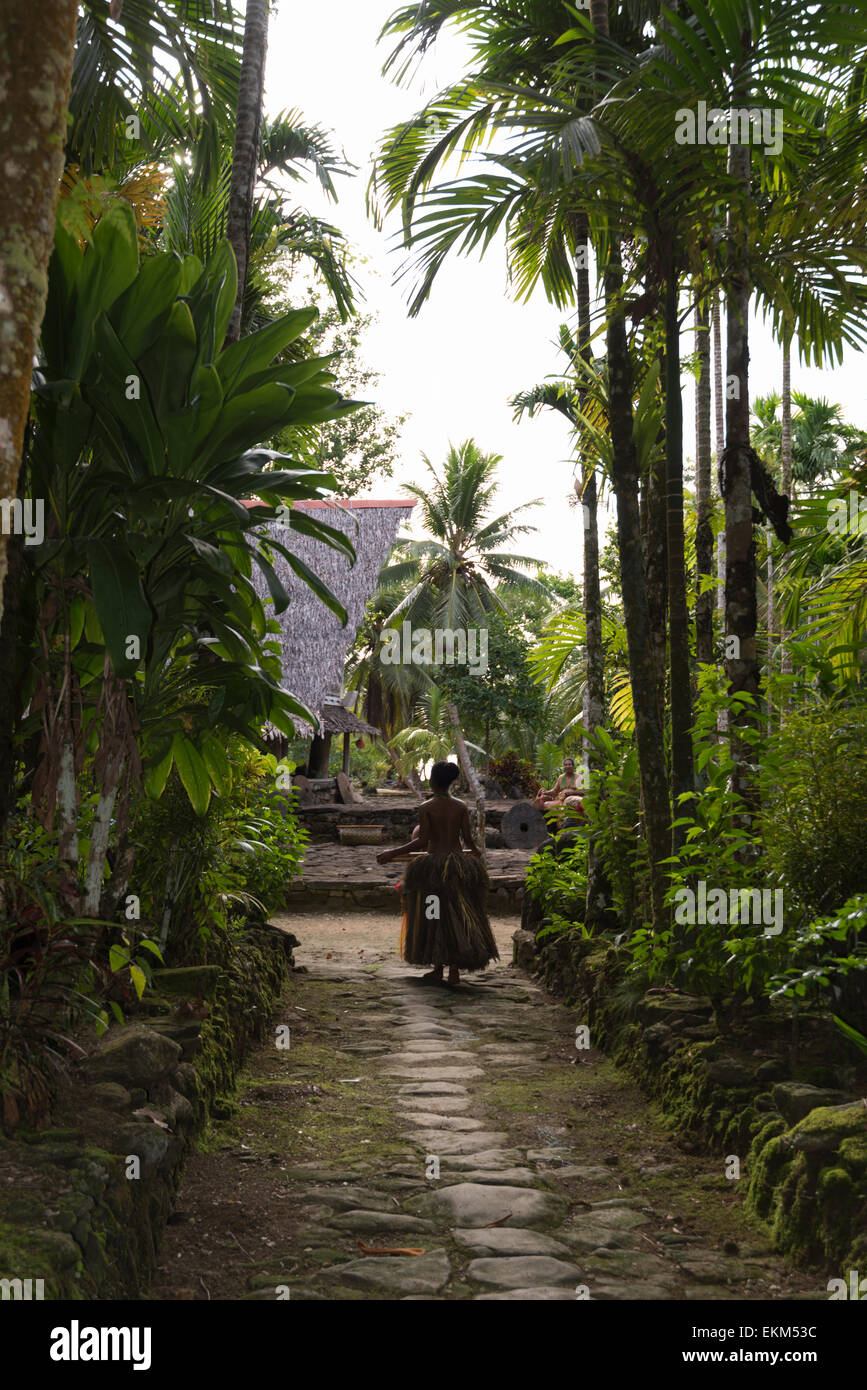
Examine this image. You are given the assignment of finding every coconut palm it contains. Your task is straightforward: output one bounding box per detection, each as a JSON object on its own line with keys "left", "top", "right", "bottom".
{"left": 161, "top": 109, "right": 355, "bottom": 329}
{"left": 70, "top": 0, "right": 243, "bottom": 176}
{"left": 225, "top": 0, "right": 270, "bottom": 342}
{"left": 380, "top": 439, "right": 547, "bottom": 836}
{"left": 381, "top": 441, "right": 547, "bottom": 629}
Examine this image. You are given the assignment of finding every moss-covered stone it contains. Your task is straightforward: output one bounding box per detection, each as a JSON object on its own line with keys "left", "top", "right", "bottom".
{"left": 0, "top": 927, "right": 289, "bottom": 1300}
{"left": 150, "top": 965, "right": 222, "bottom": 999}
{"left": 531, "top": 906, "right": 867, "bottom": 1274}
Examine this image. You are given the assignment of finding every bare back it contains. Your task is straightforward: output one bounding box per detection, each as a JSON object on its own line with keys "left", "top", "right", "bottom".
{"left": 417, "top": 795, "right": 477, "bottom": 855}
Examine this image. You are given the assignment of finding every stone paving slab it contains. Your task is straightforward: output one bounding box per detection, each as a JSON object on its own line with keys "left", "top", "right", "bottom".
{"left": 156, "top": 922, "right": 823, "bottom": 1304}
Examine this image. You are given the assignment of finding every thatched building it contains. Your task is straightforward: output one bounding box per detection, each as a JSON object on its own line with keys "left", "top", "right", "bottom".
{"left": 251, "top": 498, "right": 415, "bottom": 775}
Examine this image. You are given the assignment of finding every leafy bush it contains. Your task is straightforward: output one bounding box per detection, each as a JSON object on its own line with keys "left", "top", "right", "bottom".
{"left": 581, "top": 730, "right": 644, "bottom": 928}
{"left": 130, "top": 742, "right": 308, "bottom": 961}
{"left": 525, "top": 840, "right": 588, "bottom": 941}
{"left": 768, "top": 894, "right": 867, "bottom": 1036}
{"left": 0, "top": 811, "right": 167, "bottom": 1129}
{"left": 488, "top": 751, "right": 540, "bottom": 797}
{"left": 534, "top": 741, "right": 568, "bottom": 784}
{"left": 760, "top": 707, "right": 867, "bottom": 917}
{"left": 627, "top": 684, "right": 779, "bottom": 999}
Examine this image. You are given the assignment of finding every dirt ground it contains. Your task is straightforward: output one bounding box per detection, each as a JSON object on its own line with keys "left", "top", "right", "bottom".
{"left": 280, "top": 909, "right": 518, "bottom": 966}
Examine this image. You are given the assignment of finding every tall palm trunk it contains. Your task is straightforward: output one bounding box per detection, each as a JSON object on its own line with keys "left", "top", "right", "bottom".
{"left": 694, "top": 296, "right": 714, "bottom": 665}
{"left": 606, "top": 247, "right": 670, "bottom": 922}
{"left": 0, "top": 0, "right": 78, "bottom": 628}
{"left": 574, "top": 215, "right": 606, "bottom": 929}
{"left": 780, "top": 333, "right": 793, "bottom": 686}
{"left": 644, "top": 427, "right": 668, "bottom": 733}
{"left": 723, "top": 133, "right": 759, "bottom": 805}
{"left": 575, "top": 219, "right": 604, "bottom": 768}
{"left": 225, "top": 0, "right": 270, "bottom": 344}
{"left": 765, "top": 521, "right": 774, "bottom": 733}
{"left": 713, "top": 290, "right": 726, "bottom": 619}
{"left": 664, "top": 271, "right": 694, "bottom": 831}
{"left": 593, "top": 0, "right": 669, "bottom": 921}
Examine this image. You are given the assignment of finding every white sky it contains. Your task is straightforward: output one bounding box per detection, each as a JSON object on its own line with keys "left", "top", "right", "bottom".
{"left": 266, "top": 0, "right": 867, "bottom": 578}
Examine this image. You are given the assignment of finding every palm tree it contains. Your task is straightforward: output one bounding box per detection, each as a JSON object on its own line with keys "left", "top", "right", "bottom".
{"left": 70, "top": 0, "right": 243, "bottom": 177}
{"left": 161, "top": 109, "right": 355, "bottom": 328}
{"left": 374, "top": 0, "right": 674, "bottom": 920}
{"left": 225, "top": 0, "right": 270, "bottom": 343}
{"left": 380, "top": 440, "right": 547, "bottom": 840}
{"left": 695, "top": 296, "right": 715, "bottom": 665}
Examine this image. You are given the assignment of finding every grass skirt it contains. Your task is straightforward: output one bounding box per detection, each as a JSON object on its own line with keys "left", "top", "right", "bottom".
{"left": 400, "top": 853, "right": 499, "bottom": 971}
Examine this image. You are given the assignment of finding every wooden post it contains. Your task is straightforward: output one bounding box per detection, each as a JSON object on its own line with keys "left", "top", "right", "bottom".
{"left": 342, "top": 732, "right": 351, "bottom": 775}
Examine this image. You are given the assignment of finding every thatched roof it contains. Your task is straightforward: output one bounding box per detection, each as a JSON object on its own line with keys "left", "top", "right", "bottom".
{"left": 250, "top": 498, "right": 414, "bottom": 737}
{"left": 320, "top": 702, "right": 379, "bottom": 737}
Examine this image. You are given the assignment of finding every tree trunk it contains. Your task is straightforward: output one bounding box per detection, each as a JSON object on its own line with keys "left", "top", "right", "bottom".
{"left": 384, "top": 740, "right": 424, "bottom": 800}
{"left": 447, "top": 701, "right": 485, "bottom": 859}
{"left": 723, "top": 137, "right": 759, "bottom": 808}
{"left": 605, "top": 246, "right": 670, "bottom": 922}
{"left": 712, "top": 289, "right": 726, "bottom": 621}
{"left": 574, "top": 214, "right": 606, "bottom": 930}
{"left": 665, "top": 271, "right": 694, "bottom": 831}
{"left": 765, "top": 522, "right": 774, "bottom": 733}
{"left": 574, "top": 216, "right": 604, "bottom": 770}
{"left": 694, "top": 296, "right": 714, "bottom": 665}
{"left": 0, "top": 1, "right": 78, "bottom": 628}
{"left": 0, "top": 465, "right": 27, "bottom": 838}
{"left": 643, "top": 417, "right": 667, "bottom": 736}
{"left": 225, "top": 0, "right": 269, "bottom": 344}
{"left": 83, "top": 754, "right": 126, "bottom": 916}
{"left": 780, "top": 333, "right": 793, "bottom": 685}
{"left": 590, "top": 3, "right": 668, "bottom": 918}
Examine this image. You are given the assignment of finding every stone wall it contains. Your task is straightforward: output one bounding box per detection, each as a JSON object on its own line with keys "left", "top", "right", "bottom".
{"left": 0, "top": 925, "right": 293, "bottom": 1299}
{"left": 522, "top": 929, "right": 867, "bottom": 1275}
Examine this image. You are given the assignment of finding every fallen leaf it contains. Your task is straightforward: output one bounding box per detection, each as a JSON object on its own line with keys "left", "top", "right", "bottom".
{"left": 480, "top": 1213, "right": 512, "bottom": 1229}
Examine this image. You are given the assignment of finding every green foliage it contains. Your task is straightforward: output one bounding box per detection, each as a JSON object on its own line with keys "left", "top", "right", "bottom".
{"left": 767, "top": 895, "right": 867, "bottom": 1031}
{"left": 130, "top": 742, "right": 308, "bottom": 959}
{"left": 437, "top": 611, "right": 545, "bottom": 744}
{"left": 299, "top": 308, "right": 407, "bottom": 495}
{"left": 580, "top": 728, "right": 644, "bottom": 928}
{"left": 760, "top": 708, "right": 867, "bottom": 917}
{"left": 524, "top": 840, "right": 588, "bottom": 943}
{"left": 487, "top": 752, "right": 539, "bottom": 798}
{"left": 0, "top": 825, "right": 108, "bottom": 1128}
{"left": 534, "top": 741, "right": 567, "bottom": 783}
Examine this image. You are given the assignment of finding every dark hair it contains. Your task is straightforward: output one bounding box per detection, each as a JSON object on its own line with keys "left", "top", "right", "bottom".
{"left": 430, "top": 760, "right": 460, "bottom": 791}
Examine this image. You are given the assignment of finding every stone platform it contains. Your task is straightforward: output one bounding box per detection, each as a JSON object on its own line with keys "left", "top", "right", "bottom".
{"left": 298, "top": 796, "right": 518, "bottom": 843}
{"left": 287, "top": 842, "right": 530, "bottom": 915}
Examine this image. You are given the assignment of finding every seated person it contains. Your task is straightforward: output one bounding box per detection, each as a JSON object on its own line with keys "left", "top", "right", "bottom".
{"left": 533, "top": 757, "right": 580, "bottom": 811}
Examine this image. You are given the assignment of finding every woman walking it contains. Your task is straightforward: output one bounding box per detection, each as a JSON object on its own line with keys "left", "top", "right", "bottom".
{"left": 376, "top": 761, "right": 499, "bottom": 986}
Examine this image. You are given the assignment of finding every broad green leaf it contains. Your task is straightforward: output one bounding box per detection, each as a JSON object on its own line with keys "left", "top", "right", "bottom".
{"left": 200, "top": 735, "right": 232, "bottom": 796}
{"left": 144, "top": 745, "right": 174, "bottom": 800}
{"left": 171, "top": 735, "right": 211, "bottom": 816}
{"left": 87, "top": 539, "right": 152, "bottom": 677}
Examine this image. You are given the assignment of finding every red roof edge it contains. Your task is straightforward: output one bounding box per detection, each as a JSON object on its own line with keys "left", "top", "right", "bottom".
{"left": 241, "top": 497, "right": 416, "bottom": 511}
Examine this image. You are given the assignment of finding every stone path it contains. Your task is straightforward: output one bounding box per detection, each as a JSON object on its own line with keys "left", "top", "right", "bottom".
{"left": 151, "top": 918, "right": 819, "bottom": 1302}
